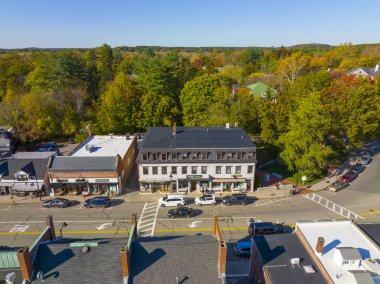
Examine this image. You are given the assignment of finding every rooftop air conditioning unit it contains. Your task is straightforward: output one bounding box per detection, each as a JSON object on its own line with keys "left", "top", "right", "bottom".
{"left": 290, "top": 258, "right": 301, "bottom": 268}
{"left": 85, "top": 144, "right": 94, "bottom": 152}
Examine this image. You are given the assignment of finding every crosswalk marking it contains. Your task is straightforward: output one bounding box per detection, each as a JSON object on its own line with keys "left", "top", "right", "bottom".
{"left": 137, "top": 202, "right": 160, "bottom": 237}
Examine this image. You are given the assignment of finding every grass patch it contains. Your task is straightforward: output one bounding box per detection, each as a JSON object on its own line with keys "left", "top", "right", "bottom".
{"left": 262, "top": 159, "right": 325, "bottom": 186}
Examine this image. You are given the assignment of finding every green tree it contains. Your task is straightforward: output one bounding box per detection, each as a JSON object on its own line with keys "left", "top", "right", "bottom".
{"left": 96, "top": 73, "right": 139, "bottom": 134}
{"left": 279, "top": 93, "right": 333, "bottom": 175}
{"left": 276, "top": 52, "right": 310, "bottom": 83}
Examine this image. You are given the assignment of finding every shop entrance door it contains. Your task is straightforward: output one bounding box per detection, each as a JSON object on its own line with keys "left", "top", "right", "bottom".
{"left": 190, "top": 182, "right": 197, "bottom": 191}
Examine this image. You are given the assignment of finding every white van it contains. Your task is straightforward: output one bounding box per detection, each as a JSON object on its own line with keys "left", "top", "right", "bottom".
{"left": 158, "top": 195, "right": 186, "bottom": 207}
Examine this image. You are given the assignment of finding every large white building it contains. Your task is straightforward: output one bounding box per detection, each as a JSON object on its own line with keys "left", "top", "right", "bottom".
{"left": 137, "top": 125, "right": 256, "bottom": 193}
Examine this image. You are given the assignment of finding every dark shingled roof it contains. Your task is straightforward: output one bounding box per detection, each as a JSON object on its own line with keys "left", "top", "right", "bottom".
{"left": 358, "top": 223, "right": 380, "bottom": 246}
{"left": 254, "top": 234, "right": 328, "bottom": 284}
{"left": 130, "top": 235, "right": 220, "bottom": 284}
{"left": 0, "top": 158, "right": 50, "bottom": 180}
{"left": 49, "top": 156, "right": 117, "bottom": 172}
{"left": 33, "top": 238, "right": 125, "bottom": 283}
{"left": 140, "top": 127, "right": 255, "bottom": 150}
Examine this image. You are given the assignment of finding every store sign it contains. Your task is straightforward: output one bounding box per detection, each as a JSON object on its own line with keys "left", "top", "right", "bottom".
{"left": 95, "top": 179, "right": 110, "bottom": 183}
{"left": 232, "top": 174, "right": 242, "bottom": 178}
{"left": 186, "top": 175, "right": 202, "bottom": 179}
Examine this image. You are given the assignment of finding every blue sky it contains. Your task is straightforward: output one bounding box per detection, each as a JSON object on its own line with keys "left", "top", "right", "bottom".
{"left": 0, "top": 0, "right": 379, "bottom": 48}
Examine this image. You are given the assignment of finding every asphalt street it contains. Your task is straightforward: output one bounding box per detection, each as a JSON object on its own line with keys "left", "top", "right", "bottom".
{"left": 1, "top": 144, "right": 379, "bottom": 248}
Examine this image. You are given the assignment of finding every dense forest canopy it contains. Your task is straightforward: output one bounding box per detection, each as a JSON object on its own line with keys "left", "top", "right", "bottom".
{"left": 0, "top": 43, "right": 379, "bottom": 175}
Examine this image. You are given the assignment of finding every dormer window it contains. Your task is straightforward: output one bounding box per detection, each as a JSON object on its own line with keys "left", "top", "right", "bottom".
{"left": 16, "top": 175, "right": 28, "bottom": 181}
{"left": 162, "top": 153, "right": 167, "bottom": 161}
{"left": 142, "top": 153, "right": 148, "bottom": 160}
{"left": 216, "top": 153, "right": 222, "bottom": 160}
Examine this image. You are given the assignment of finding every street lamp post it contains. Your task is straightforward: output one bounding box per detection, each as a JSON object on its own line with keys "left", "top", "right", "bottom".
{"left": 169, "top": 174, "right": 173, "bottom": 194}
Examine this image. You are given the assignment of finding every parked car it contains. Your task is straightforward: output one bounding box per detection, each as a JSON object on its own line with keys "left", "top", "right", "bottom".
{"left": 222, "top": 193, "right": 250, "bottom": 206}
{"left": 341, "top": 170, "right": 358, "bottom": 183}
{"left": 167, "top": 207, "right": 193, "bottom": 218}
{"left": 248, "top": 221, "right": 285, "bottom": 236}
{"left": 195, "top": 195, "right": 216, "bottom": 206}
{"left": 38, "top": 142, "right": 60, "bottom": 154}
{"left": 233, "top": 240, "right": 252, "bottom": 257}
{"left": 328, "top": 179, "right": 349, "bottom": 192}
{"left": 360, "top": 153, "right": 372, "bottom": 165}
{"left": 158, "top": 195, "right": 186, "bottom": 207}
{"left": 43, "top": 198, "right": 71, "bottom": 208}
{"left": 351, "top": 163, "right": 365, "bottom": 174}
{"left": 84, "top": 196, "right": 111, "bottom": 208}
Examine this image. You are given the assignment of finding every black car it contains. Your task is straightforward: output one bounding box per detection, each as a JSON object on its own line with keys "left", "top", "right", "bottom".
{"left": 351, "top": 163, "right": 365, "bottom": 174}
{"left": 84, "top": 197, "right": 112, "bottom": 208}
{"left": 167, "top": 207, "right": 193, "bottom": 218}
{"left": 222, "top": 194, "right": 250, "bottom": 206}
{"left": 43, "top": 198, "right": 71, "bottom": 208}
{"left": 248, "top": 221, "right": 285, "bottom": 236}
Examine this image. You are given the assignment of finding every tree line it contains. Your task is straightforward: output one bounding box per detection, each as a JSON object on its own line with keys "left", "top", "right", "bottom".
{"left": 0, "top": 43, "right": 379, "bottom": 175}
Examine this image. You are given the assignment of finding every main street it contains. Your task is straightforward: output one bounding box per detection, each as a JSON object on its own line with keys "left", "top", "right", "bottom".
{"left": 1, "top": 147, "right": 379, "bottom": 247}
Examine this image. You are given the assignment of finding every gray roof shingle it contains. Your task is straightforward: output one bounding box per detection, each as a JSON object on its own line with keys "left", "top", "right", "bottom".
{"left": 254, "top": 234, "right": 328, "bottom": 284}
{"left": 141, "top": 126, "right": 255, "bottom": 150}
{"left": 49, "top": 156, "right": 117, "bottom": 172}
{"left": 33, "top": 238, "right": 125, "bottom": 284}
{"left": 130, "top": 235, "right": 220, "bottom": 284}
{"left": 0, "top": 158, "right": 50, "bottom": 180}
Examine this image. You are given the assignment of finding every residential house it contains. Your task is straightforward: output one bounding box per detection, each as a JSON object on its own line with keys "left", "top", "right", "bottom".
{"left": 346, "top": 64, "right": 380, "bottom": 79}
{"left": 247, "top": 82, "right": 278, "bottom": 100}
{"left": 0, "top": 126, "right": 15, "bottom": 159}
{"left": 0, "top": 152, "right": 55, "bottom": 196}
{"left": 137, "top": 124, "right": 256, "bottom": 193}
{"left": 48, "top": 135, "right": 137, "bottom": 195}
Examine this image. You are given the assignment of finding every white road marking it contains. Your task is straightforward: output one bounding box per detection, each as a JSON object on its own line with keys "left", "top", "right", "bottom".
{"left": 96, "top": 223, "right": 113, "bottom": 230}
{"left": 9, "top": 225, "right": 29, "bottom": 232}
{"left": 0, "top": 219, "right": 130, "bottom": 224}
{"left": 303, "top": 193, "right": 365, "bottom": 220}
{"left": 254, "top": 197, "right": 290, "bottom": 206}
{"left": 2, "top": 205, "right": 13, "bottom": 210}
{"left": 138, "top": 202, "right": 160, "bottom": 237}
{"left": 76, "top": 204, "right": 84, "bottom": 210}
{"left": 188, "top": 221, "right": 202, "bottom": 228}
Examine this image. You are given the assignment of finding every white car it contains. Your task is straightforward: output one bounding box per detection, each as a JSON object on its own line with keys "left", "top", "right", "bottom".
{"left": 195, "top": 195, "right": 216, "bottom": 206}
{"left": 360, "top": 153, "right": 372, "bottom": 165}
{"left": 158, "top": 195, "right": 186, "bottom": 207}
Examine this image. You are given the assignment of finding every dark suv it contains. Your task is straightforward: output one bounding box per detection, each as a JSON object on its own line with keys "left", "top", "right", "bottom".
{"left": 222, "top": 194, "right": 250, "bottom": 206}
{"left": 248, "top": 221, "right": 285, "bottom": 236}
{"left": 84, "top": 196, "right": 111, "bottom": 208}
{"left": 167, "top": 207, "right": 193, "bottom": 218}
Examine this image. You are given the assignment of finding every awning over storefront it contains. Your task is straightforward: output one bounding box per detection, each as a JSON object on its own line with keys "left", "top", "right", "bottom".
{"left": 12, "top": 183, "right": 41, "bottom": 192}
{"left": 50, "top": 183, "right": 84, "bottom": 189}
{"left": 212, "top": 178, "right": 246, "bottom": 183}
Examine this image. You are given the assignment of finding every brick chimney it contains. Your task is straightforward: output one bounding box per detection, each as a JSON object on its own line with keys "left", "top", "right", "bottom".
{"left": 316, "top": 237, "right": 325, "bottom": 254}
{"left": 45, "top": 215, "right": 56, "bottom": 240}
{"left": 120, "top": 247, "right": 130, "bottom": 279}
{"left": 17, "top": 247, "right": 33, "bottom": 282}
{"left": 218, "top": 240, "right": 227, "bottom": 276}
{"left": 172, "top": 122, "right": 177, "bottom": 136}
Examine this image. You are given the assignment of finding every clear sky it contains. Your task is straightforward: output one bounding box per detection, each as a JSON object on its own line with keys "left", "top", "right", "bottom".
{"left": 1, "top": 0, "right": 379, "bottom": 48}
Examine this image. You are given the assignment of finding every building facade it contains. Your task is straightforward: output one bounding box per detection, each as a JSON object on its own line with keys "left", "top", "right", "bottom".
{"left": 0, "top": 152, "right": 54, "bottom": 196}
{"left": 137, "top": 125, "right": 256, "bottom": 193}
{"left": 48, "top": 135, "right": 137, "bottom": 195}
